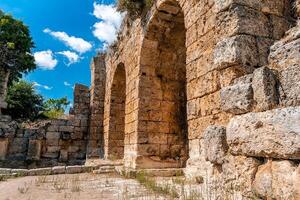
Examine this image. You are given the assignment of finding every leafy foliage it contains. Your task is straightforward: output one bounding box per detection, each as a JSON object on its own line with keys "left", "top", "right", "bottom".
{"left": 0, "top": 10, "right": 36, "bottom": 85}
{"left": 42, "top": 97, "right": 70, "bottom": 119}
{"left": 117, "top": 0, "right": 153, "bottom": 18}
{"left": 5, "top": 80, "right": 44, "bottom": 120}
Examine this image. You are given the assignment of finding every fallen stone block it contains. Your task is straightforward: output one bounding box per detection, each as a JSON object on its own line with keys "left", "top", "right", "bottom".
{"left": 227, "top": 107, "right": 300, "bottom": 159}
{"left": 52, "top": 166, "right": 66, "bottom": 174}
{"left": 0, "top": 168, "right": 11, "bottom": 175}
{"left": 28, "top": 168, "right": 52, "bottom": 176}
{"left": 11, "top": 169, "right": 29, "bottom": 176}
{"left": 66, "top": 166, "right": 83, "bottom": 174}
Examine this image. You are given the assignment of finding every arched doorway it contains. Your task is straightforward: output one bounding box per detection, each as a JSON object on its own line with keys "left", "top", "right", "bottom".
{"left": 107, "top": 63, "right": 126, "bottom": 160}
{"left": 137, "top": 0, "right": 188, "bottom": 168}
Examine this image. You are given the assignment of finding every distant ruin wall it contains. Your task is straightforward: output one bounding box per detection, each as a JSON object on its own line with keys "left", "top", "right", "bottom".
{"left": 87, "top": 54, "right": 106, "bottom": 158}
{"left": 0, "top": 84, "right": 90, "bottom": 168}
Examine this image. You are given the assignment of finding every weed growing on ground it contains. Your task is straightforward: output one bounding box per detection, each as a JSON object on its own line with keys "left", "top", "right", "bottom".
{"left": 18, "top": 182, "right": 30, "bottom": 194}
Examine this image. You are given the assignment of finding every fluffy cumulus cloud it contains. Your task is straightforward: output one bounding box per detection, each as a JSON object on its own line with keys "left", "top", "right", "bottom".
{"left": 64, "top": 81, "right": 71, "bottom": 86}
{"left": 33, "top": 82, "right": 53, "bottom": 90}
{"left": 58, "top": 51, "right": 81, "bottom": 66}
{"left": 43, "top": 28, "right": 92, "bottom": 54}
{"left": 92, "top": 3, "right": 124, "bottom": 48}
{"left": 34, "top": 50, "right": 58, "bottom": 70}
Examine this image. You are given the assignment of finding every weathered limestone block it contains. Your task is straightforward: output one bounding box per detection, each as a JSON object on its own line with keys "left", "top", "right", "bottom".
{"left": 220, "top": 83, "right": 254, "bottom": 114}
{"left": 28, "top": 168, "right": 52, "bottom": 176}
{"left": 296, "top": 0, "right": 300, "bottom": 16}
{"left": 269, "top": 24, "right": 300, "bottom": 71}
{"left": 66, "top": 165, "right": 83, "bottom": 174}
{"left": 26, "top": 140, "right": 41, "bottom": 160}
{"left": 8, "top": 138, "right": 28, "bottom": 156}
{"left": 214, "top": 0, "right": 286, "bottom": 16}
{"left": 0, "top": 138, "right": 8, "bottom": 160}
{"left": 52, "top": 166, "right": 66, "bottom": 174}
{"left": 59, "top": 125, "right": 74, "bottom": 132}
{"left": 252, "top": 67, "right": 278, "bottom": 111}
{"left": 221, "top": 155, "right": 262, "bottom": 198}
{"left": 59, "top": 149, "right": 68, "bottom": 162}
{"left": 46, "top": 131, "right": 60, "bottom": 140}
{"left": 203, "top": 125, "right": 228, "bottom": 165}
{"left": 217, "top": 4, "right": 271, "bottom": 38}
{"left": 294, "top": 165, "right": 300, "bottom": 199}
{"left": 253, "top": 160, "right": 298, "bottom": 200}
{"left": 227, "top": 107, "right": 300, "bottom": 159}
{"left": 278, "top": 64, "right": 300, "bottom": 107}
{"left": 213, "top": 35, "right": 258, "bottom": 73}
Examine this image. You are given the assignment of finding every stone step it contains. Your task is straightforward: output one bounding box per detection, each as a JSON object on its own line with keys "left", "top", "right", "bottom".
{"left": 92, "top": 166, "right": 115, "bottom": 174}
{"left": 116, "top": 166, "right": 184, "bottom": 177}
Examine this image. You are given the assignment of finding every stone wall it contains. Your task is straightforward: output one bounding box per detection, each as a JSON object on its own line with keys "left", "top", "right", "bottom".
{"left": 0, "top": 68, "right": 9, "bottom": 114}
{"left": 93, "top": 0, "right": 300, "bottom": 199}
{"left": 87, "top": 54, "right": 106, "bottom": 158}
{"left": 0, "top": 84, "right": 90, "bottom": 168}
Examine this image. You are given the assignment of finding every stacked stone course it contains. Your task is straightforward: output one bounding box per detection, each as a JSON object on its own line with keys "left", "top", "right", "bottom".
{"left": 87, "top": 0, "right": 300, "bottom": 199}
{"left": 0, "top": 84, "right": 90, "bottom": 168}
{"left": 0, "top": 0, "right": 299, "bottom": 199}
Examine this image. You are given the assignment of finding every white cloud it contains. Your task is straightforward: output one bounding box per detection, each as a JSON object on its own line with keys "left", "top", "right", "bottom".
{"left": 34, "top": 50, "right": 58, "bottom": 70}
{"left": 33, "top": 82, "right": 53, "bottom": 90}
{"left": 64, "top": 81, "right": 71, "bottom": 86}
{"left": 92, "top": 3, "right": 124, "bottom": 48}
{"left": 44, "top": 28, "right": 92, "bottom": 54}
{"left": 58, "top": 51, "right": 81, "bottom": 66}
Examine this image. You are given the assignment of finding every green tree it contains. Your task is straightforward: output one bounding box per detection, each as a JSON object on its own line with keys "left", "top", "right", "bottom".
{"left": 5, "top": 80, "right": 44, "bottom": 120}
{"left": 0, "top": 10, "right": 36, "bottom": 85}
{"left": 42, "top": 97, "right": 70, "bottom": 119}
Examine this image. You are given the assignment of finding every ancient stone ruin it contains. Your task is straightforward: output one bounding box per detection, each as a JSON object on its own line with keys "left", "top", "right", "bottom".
{"left": 1, "top": 0, "right": 300, "bottom": 199}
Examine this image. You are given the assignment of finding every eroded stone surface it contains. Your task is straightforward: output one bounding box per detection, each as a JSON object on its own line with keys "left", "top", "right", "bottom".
{"left": 227, "top": 107, "right": 300, "bottom": 159}
{"left": 221, "top": 83, "right": 254, "bottom": 114}
{"left": 253, "top": 160, "right": 298, "bottom": 200}
{"left": 252, "top": 67, "right": 278, "bottom": 111}
{"left": 203, "top": 125, "right": 228, "bottom": 165}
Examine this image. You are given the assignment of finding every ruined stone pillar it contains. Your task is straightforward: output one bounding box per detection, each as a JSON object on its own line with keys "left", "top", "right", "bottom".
{"left": 86, "top": 53, "right": 106, "bottom": 158}
{"left": 0, "top": 68, "right": 9, "bottom": 114}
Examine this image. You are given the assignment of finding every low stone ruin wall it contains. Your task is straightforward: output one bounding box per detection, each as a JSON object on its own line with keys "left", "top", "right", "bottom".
{"left": 0, "top": 84, "right": 90, "bottom": 169}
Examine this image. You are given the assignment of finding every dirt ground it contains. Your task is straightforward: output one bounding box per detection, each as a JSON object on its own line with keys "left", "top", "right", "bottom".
{"left": 0, "top": 173, "right": 167, "bottom": 200}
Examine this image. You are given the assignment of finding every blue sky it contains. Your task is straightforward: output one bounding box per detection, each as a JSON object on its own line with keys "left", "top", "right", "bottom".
{"left": 0, "top": 0, "right": 122, "bottom": 104}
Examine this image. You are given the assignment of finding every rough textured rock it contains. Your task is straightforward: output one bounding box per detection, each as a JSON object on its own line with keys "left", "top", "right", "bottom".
{"left": 227, "top": 107, "right": 300, "bottom": 159}
{"left": 252, "top": 67, "right": 278, "bottom": 111}
{"left": 253, "top": 160, "right": 298, "bottom": 200}
{"left": 269, "top": 23, "right": 300, "bottom": 71}
{"left": 220, "top": 83, "right": 254, "bottom": 114}
{"left": 26, "top": 140, "right": 42, "bottom": 160}
{"left": 277, "top": 64, "right": 300, "bottom": 107}
{"left": 221, "top": 155, "right": 262, "bottom": 198}
{"left": 203, "top": 125, "right": 228, "bottom": 165}
{"left": 0, "top": 138, "right": 8, "bottom": 160}
{"left": 293, "top": 165, "right": 300, "bottom": 199}
{"left": 213, "top": 35, "right": 257, "bottom": 73}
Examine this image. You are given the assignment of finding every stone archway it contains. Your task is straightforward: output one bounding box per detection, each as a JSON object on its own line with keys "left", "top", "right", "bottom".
{"left": 106, "top": 63, "right": 126, "bottom": 160}
{"left": 137, "top": 0, "right": 188, "bottom": 168}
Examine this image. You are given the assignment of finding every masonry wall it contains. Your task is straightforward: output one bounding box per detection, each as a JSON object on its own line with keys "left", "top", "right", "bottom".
{"left": 87, "top": 54, "right": 106, "bottom": 158}
{"left": 99, "top": 0, "right": 299, "bottom": 199}
{"left": 0, "top": 84, "right": 90, "bottom": 168}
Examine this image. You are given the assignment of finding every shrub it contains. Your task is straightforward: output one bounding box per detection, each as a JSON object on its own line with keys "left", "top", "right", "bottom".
{"left": 5, "top": 80, "right": 44, "bottom": 120}
{"left": 117, "top": 0, "right": 154, "bottom": 18}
